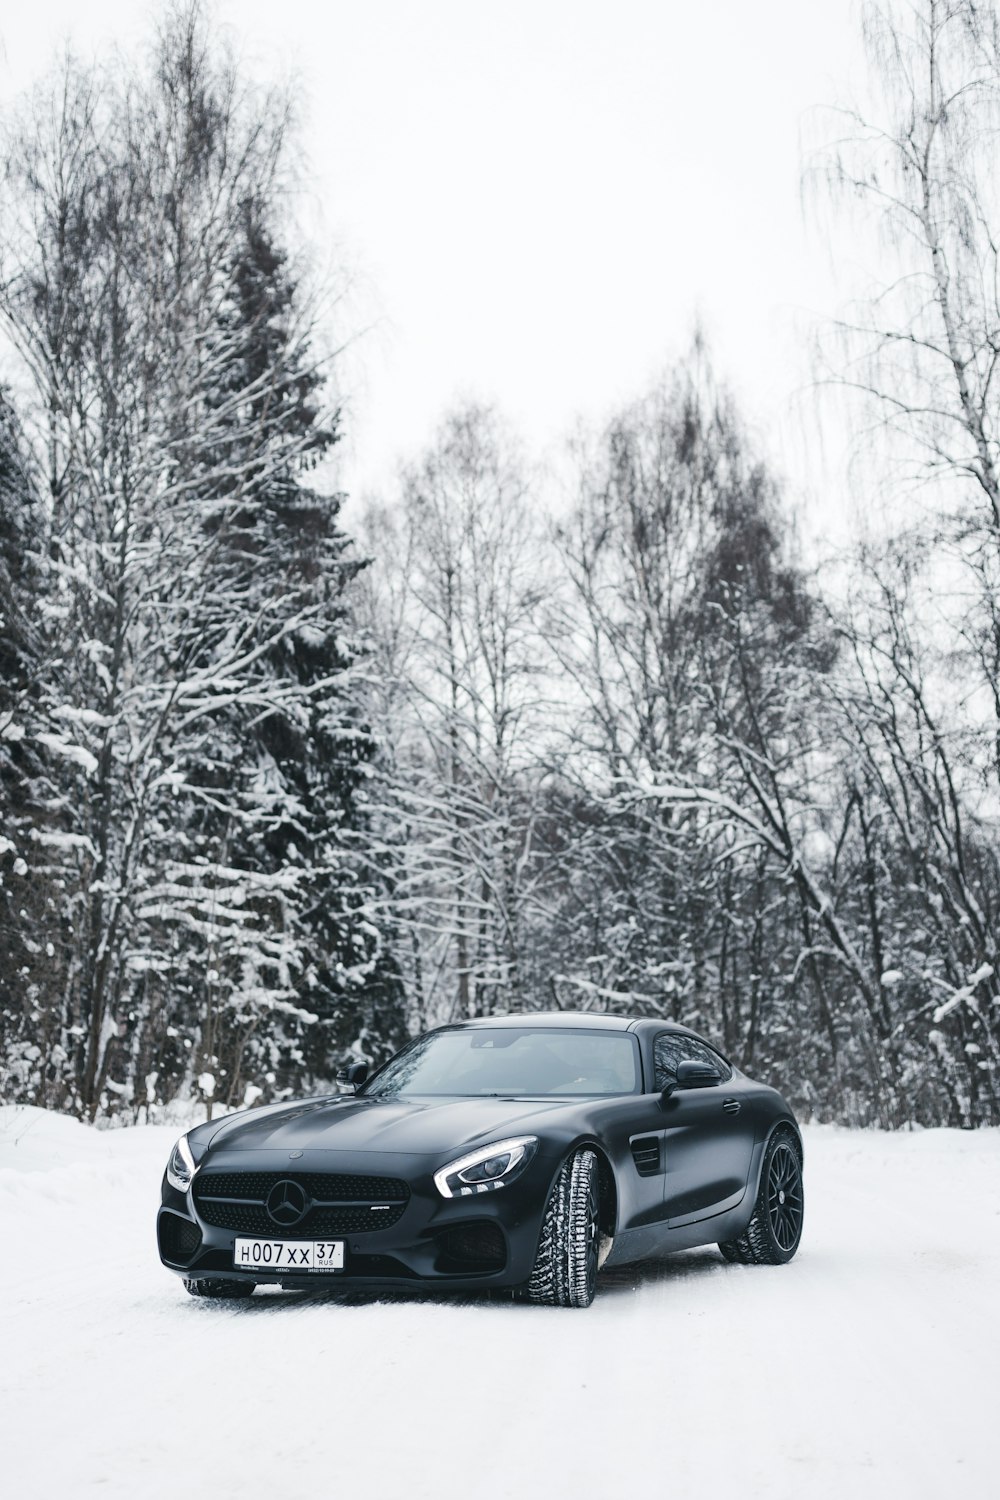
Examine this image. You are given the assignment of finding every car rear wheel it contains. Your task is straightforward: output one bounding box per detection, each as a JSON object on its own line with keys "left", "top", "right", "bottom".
{"left": 527, "top": 1147, "right": 600, "bottom": 1308}
{"left": 718, "top": 1128, "right": 803, "bottom": 1266}
{"left": 183, "top": 1277, "right": 255, "bottom": 1299}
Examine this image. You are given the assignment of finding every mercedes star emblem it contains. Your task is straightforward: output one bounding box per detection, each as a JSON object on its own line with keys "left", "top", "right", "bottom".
{"left": 266, "top": 1179, "right": 309, "bottom": 1227}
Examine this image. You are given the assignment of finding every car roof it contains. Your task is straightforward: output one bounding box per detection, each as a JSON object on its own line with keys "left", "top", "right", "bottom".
{"left": 447, "top": 1011, "right": 702, "bottom": 1037}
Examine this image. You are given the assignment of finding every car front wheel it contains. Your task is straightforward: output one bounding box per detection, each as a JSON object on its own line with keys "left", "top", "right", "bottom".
{"left": 183, "top": 1277, "right": 255, "bottom": 1299}
{"left": 527, "top": 1147, "right": 600, "bottom": 1308}
{"left": 719, "top": 1128, "right": 803, "bottom": 1266}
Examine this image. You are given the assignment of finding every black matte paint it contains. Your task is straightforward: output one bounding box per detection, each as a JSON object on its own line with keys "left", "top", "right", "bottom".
{"left": 157, "top": 1013, "right": 801, "bottom": 1293}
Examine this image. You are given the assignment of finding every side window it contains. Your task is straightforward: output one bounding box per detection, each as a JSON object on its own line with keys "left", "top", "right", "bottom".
{"left": 653, "top": 1032, "right": 689, "bottom": 1090}
{"left": 653, "top": 1033, "right": 733, "bottom": 1089}
{"left": 702, "top": 1044, "right": 733, "bottom": 1083}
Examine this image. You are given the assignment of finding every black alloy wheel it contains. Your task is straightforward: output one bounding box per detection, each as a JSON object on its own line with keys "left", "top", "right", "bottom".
{"left": 718, "top": 1128, "right": 804, "bottom": 1266}
{"left": 766, "top": 1140, "right": 803, "bottom": 1253}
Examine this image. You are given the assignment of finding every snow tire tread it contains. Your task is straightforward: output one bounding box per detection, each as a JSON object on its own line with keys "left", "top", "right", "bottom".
{"left": 527, "top": 1148, "right": 599, "bottom": 1308}
{"left": 184, "top": 1277, "right": 255, "bottom": 1299}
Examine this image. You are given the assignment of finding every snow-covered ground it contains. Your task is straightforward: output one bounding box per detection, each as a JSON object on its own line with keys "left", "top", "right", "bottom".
{"left": 1, "top": 1107, "right": 996, "bottom": 1500}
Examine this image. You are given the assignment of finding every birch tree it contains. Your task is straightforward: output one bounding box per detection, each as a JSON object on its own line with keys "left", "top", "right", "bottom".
{"left": 359, "top": 405, "right": 551, "bottom": 1024}
{"left": 821, "top": 0, "right": 1000, "bottom": 783}
{"left": 549, "top": 353, "right": 823, "bottom": 1063}
{"left": 812, "top": 0, "right": 1000, "bottom": 1120}
{"left": 827, "top": 544, "right": 999, "bottom": 1124}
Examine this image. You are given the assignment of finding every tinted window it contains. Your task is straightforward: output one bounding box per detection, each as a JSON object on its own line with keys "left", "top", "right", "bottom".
{"left": 653, "top": 1032, "right": 732, "bottom": 1090}
{"left": 365, "top": 1027, "right": 641, "bottom": 1098}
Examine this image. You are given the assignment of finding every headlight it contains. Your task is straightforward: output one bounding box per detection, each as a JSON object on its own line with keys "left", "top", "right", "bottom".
{"left": 434, "top": 1136, "right": 537, "bottom": 1198}
{"left": 165, "top": 1134, "right": 197, "bottom": 1192}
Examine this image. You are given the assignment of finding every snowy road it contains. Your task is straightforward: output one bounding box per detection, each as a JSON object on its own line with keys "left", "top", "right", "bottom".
{"left": 1, "top": 1107, "right": 996, "bottom": 1500}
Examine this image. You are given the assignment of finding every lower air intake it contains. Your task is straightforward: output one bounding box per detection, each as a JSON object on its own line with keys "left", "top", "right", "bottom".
{"left": 159, "top": 1212, "right": 202, "bottom": 1265}
{"left": 436, "top": 1221, "right": 507, "bottom": 1274}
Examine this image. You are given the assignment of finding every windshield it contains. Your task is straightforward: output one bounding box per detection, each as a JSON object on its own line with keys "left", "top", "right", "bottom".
{"left": 364, "top": 1027, "right": 640, "bottom": 1099}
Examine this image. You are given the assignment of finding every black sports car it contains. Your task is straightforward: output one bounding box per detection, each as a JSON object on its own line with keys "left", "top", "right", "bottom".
{"left": 157, "top": 1013, "right": 804, "bottom": 1308}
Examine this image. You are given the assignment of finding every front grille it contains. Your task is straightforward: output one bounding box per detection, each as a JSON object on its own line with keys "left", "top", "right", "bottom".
{"left": 196, "top": 1171, "right": 408, "bottom": 1202}
{"left": 630, "top": 1136, "right": 661, "bottom": 1176}
{"left": 159, "top": 1211, "right": 202, "bottom": 1264}
{"left": 193, "top": 1170, "right": 410, "bottom": 1236}
{"left": 196, "top": 1202, "right": 406, "bottom": 1235}
{"left": 436, "top": 1220, "right": 506, "bottom": 1274}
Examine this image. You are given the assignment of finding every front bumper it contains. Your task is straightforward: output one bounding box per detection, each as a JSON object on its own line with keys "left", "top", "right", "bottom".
{"left": 157, "top": 1147, "right": 561, "bottom": 1292}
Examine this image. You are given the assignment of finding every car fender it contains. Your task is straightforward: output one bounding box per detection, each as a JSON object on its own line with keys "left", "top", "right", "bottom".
{"left": 532, "top": 1132, "right": 620, "bottom": 1238}
{"left": 744, "top": 1112, "right": 803, "bottom": 1216}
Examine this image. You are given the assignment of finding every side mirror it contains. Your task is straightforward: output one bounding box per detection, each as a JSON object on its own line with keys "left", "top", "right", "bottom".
{"left": 662, "top": 1059, "right": 722, "bottom": 1099}
{"left": 337, "top": 1061, "right": 368, "bottom": 1091}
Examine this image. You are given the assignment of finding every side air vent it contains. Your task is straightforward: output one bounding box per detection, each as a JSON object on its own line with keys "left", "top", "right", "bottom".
{"left": 630, "top": 1136, "right": 661, "bottom": 1177}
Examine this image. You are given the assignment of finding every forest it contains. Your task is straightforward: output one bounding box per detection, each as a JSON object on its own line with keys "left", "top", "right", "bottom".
{"left": 0, "top": 0, "right": 997, "bottom": 1128}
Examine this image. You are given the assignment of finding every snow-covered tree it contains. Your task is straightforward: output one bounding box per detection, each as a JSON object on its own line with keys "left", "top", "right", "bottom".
{"left": 807, "top": 0, "right": 1000, "bottom": 1122}
{"left": 0, "top": 5, "right": 403, "bottom": 1116}
{"left": 0, "top": 389, "right": 65, "bottom": 1103}
{"left": 358, "top": 405, "right": 553, "bottom": 1024}
{"left": 547, "top": 353, "right": 820, "bottom": 1053}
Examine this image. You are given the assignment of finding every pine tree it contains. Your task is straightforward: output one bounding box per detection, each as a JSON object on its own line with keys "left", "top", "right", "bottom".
{"left": 146, "top": 193, "right": 406, "bottom": 1108}
{"left": 0, "top": 390, "right": 64, "bottom": 1103}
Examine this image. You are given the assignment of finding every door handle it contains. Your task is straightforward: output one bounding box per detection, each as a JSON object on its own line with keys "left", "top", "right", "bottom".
{"left": 722, "top": 1099, "right": 741, "bottom": 1115}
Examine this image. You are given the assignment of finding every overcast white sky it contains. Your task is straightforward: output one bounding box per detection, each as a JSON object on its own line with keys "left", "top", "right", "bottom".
{"left": 0, "top": 1, "right": 871, "bottom": 539}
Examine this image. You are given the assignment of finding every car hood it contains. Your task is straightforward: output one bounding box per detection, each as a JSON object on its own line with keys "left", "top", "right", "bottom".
{"left": 203, "top": 1094, "right": 576, "bottom": 1159}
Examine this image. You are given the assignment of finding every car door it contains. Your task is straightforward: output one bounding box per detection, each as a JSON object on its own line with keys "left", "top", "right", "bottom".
{"left": 653, "top": 1033, "right": 757, "bottom": 1227}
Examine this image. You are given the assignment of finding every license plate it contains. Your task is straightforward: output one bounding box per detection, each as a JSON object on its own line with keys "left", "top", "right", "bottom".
{"left": 234, "top": 1237, "right": 345, "bottom": 1272}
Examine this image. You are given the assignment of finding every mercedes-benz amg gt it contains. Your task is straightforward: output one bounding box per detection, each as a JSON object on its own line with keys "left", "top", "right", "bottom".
{"left": 157, "top": 1013, "right": 804, "bottom": 1308}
